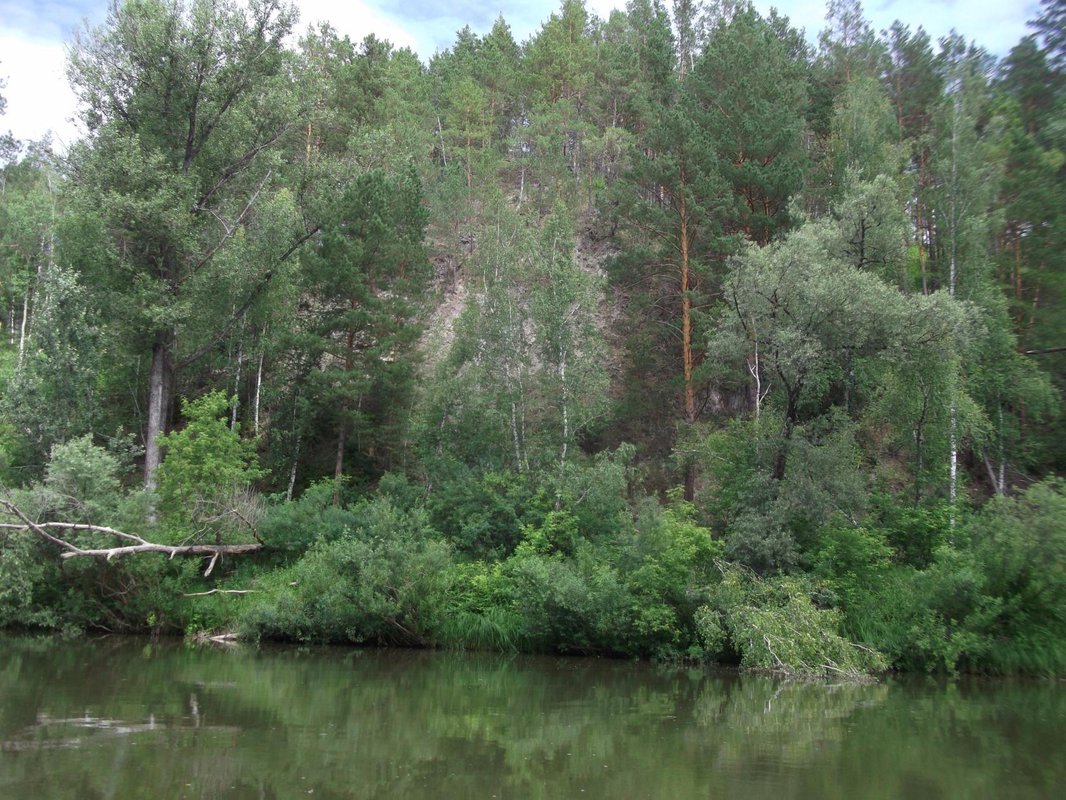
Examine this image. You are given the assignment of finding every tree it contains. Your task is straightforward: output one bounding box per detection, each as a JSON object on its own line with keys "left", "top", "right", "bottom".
{"left": 930, "top": 37, "right": 998, "bottom": 510}
{"left": 999, "top": 37, "right": 1061, "bottom": 135}
{"left": 67, "top": 0, "right": 310, "bottom": 490}
{"left": 884, "top": 23, "right": 943, "bottom": 294}
{"left": 672, "top": 0, "right": 705, "bottom": 78}
{"left": 524, "top": 0, "right": 597, "bottom": 194}
{"left": 156, "top": 390, "right": 263, "bottom": 542}
{"left": 288, "top": 167, "right": 428, "bottom": 498}
{"left": 706, "top": 177, "right": 988, "bottom": 562}
{"left": 1, "top": 265, "right": 101, "bottom": 461}
{"left": 713, "top": 218, "right": 906, "bottom": 481}
{"left": 0, "top": 66, "right": 18, "bottom": 162}
{"left": 579, "top": 1, "right": 676, "bottom": 204}
{"left": 612, "top": 5, "right": 808, "bottom": 498}
{"left": 688, "top": 7, "right": 809, "bottom": 246}
{"left": 420, "top": 199, "right": 540, "bottom": 471}
{"left": 528, "top": 203, "right": 610, "bottom": 473}
{"left": 0, "top": 152, "right": 61, "bottom": 369}
{"left": 419, "top": 195, "right": 606, "bottom": 477}
{"left": 817, "top": 0, "right": 884, "bottom": 86}
{"left": 614, "top": 64, "right": 725, "bottom": 495}
{"left": 992, "top": 29, "right": 1066, "bottom": 478}
{"left": 0, "top": 422, "right": 264, "bottom": 585}
{"left": 442, "top": 77, "right": 490, "bottom": 189}
{"left": 828, "top": 76, "right": 905, "bottom": 191}
{"left": 1032, "top": 0, "right": 1066, "bottom": 70}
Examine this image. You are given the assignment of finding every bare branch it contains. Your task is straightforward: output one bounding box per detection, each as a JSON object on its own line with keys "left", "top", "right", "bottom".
{"left": 0, "top": 497, "right": 262, "bottom": 575}
{"left": 1024, "top": 346, "right": 1066, "bottom": 356}
{"left": 183, "top": 588, "right": 256, "bottom": 597}
{"left": 191, "top": 168, "right": 273, "bottom": 275}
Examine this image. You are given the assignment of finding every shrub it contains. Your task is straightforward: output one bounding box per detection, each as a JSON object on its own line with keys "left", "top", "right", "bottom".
{"left": 967, "top": 479, "right": 1066, "bottom": 674}
{"left": 436, "top": 560, "right": 527, "bottom": 652}
{"left": 844, "top": 480, "right": 1066, "bottom": 675}
{"left": 811, "top": 522, "right": 893, "bottom": 611}
{"left": 257, "top": 479, "right": 363, "bottom": 557}
{"left": 697, "top": 563, "right": 888, "bottom": 677}
{"left": 238, "top": 497, "right": 452, "bottom": 645}
{"left": 156, "top": 391, "right": 264, "bottom": 539}
{"left": 427, "top": 468, "right": 546, "bottom": 560}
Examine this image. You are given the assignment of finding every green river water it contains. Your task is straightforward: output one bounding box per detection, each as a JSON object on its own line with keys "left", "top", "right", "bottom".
{"left": 0, "top": 635, "right": 1062, "bottom": 799}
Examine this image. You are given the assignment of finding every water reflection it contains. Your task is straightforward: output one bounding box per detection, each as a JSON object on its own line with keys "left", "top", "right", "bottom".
{"left": 0, "top": 635, "right": 1062, "bottom": 799}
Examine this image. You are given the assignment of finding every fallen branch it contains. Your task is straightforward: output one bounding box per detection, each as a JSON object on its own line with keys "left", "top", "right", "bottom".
{"left": 1024, "top": 346, "right": 1066, "bottom": 356}
{"left": 0, "top": 498, "right": 263, "bottom": 575}
{"left": 182, "top": 589, "right": 257, "bottom": 597}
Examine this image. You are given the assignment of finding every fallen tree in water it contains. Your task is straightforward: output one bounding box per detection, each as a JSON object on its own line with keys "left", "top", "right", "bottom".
{"left": 0, "top": 497, "right": 262, "bottom": 576}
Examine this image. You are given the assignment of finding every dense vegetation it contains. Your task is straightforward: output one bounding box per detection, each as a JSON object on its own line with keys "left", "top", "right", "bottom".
{"left": 1, "top": 0, "right": 1064, "bottom": 676}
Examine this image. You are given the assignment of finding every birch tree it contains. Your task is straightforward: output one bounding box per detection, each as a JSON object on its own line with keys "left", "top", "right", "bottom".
{"left": 421, "top": 197, "right": 606, "bottom": 475}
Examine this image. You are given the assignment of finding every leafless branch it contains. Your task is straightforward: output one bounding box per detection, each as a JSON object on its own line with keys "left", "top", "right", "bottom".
{"left": 182, "top": 588, "right": 256, "bottom": 597}
{"left": 0, "top": 498, "right": 262, "bottom": 575}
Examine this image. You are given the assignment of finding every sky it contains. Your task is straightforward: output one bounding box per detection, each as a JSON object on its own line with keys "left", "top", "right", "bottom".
{"left": 0, "top": 0, "right": 1044, "bottom": 153}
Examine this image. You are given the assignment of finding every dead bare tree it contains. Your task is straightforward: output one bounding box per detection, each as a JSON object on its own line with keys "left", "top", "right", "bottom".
{"left": 0, "top": 497, "right": 262, "bottom": 576}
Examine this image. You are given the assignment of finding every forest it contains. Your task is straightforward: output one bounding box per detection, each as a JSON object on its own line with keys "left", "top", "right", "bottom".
{"left": 0, "top": 0, "right": 1064, "bottom": 676}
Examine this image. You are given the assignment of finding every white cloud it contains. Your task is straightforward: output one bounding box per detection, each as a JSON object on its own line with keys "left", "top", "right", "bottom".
{"left": 293, "top": 0, "right": 421, "bottom": 52}
{"left": 0, "top": 33, "right": 81, "bottom": 150}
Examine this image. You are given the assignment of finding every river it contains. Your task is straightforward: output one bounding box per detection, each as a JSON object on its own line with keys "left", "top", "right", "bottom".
{"left": 0, "top": 635, "right": 1062, "bottom": 798}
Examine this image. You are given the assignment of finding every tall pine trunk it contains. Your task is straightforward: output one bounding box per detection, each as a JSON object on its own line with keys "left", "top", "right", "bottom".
{"left": 679, "top": 186, "right": 697, "bottom": 501}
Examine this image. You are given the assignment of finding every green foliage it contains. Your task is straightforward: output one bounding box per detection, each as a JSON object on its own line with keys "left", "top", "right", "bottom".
{"left": 691, "top": 5, "right": 809, "bottom": 245}
{"left": 549, "top": 444, "right": 636, "bottom": 540}
{"left": 257, "top": 479, "right": 363, "bottom": 556}
{"left": 966, "top": 480, "right": 1066, "bottom": 674}
{"left": 869, "top": 494, "right": 953, "bottom": 568}
{"left": 0, "top": 532, "right": 59, "bottom": 630}
{"left": 427, "top": 468, "right": 547, "bottom": 561}
{"left": 828, "top": 77, "right": 906, "bottom": 189}
{"left": 156, "top": 391, "right": 263, "bottom": 535}
{"left": 279, "top": 165, "right": 429, "bottom": 489}
{"left": 697, "top": 413, "right": 869, "bottom": 574}
{"left": 812, "top": 522, "right": 894, "bottom": 612}
{"left": 830, "top": 481, "right": 1066, "bottom": 674}
{"left": 436, "top": 559, "right": 527, "bottom": 652}
{"left": 618, "top": 501, "right": 723, "bottom": 657}
{"left": 1, "top": 265, "right": 101, "bottom": 464}
{"left": 238, "top": 497, "right": 452, "bottom": 645}
{"left": 499, "top": 545, "right": 622, "bottom": 655}
{"left": 697, "top": 564, "right": 888, "bottom": 676}
{"left": 431, "top": 492, "right": 722, "bottom": 659}
{"left": 35, "top": 435, "right": 121, "bottom": 521}
{"left": 417, "top": 197, "right": 607, "bottom": 476}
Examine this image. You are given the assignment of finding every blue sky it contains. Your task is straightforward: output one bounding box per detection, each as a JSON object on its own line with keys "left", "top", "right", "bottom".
{"left": 0, "top": 0, "right": 1043, "bottom": 150}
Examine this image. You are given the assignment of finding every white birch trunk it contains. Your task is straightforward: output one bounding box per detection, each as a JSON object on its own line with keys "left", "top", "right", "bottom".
{"left": 286, "top": 435, "right": 301, "bottom": 503}
{"left": 997, "top": 406, "right": 1006, "bottom": 496}
{"left": 231, "top": 336, "right": 244, "bottom": 429}
{"left": 749, "top": 334, "right": 763, "bottom": 420}
{"left": 16, "top": 291, "right": 29, "bottom": 369}
{"left": 253, "top": 351, "right": 264, "bottom": 436}
{"left": 436, "top": 116, "right": 447, "bottom": 167}
{"left": 559, "top": 347, "right": 569, "bottom": 469}
{"left": 511, "top": 399, "right": 523, "bottom": 471}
